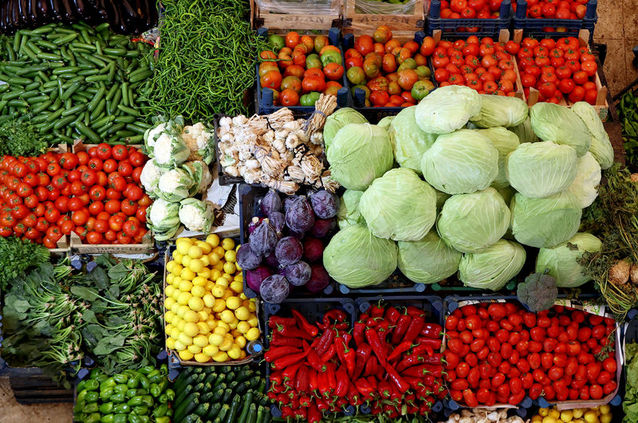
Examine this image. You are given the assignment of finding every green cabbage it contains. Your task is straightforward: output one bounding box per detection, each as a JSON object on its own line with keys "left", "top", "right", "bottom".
{"left": 420, "top": 129, "right": 498, "bottom": 194}
{"left": 535, "top": 232, "right": 602, "bottom": 287}
{"left": 337, "top": 190, "right": 365, "bottom": 229}
{"left": 327, "top": 123, "right": 393, "bottom": 191}
{"left": 530, "top": 103, "right": 592, "bottom": 156}
{"left": 509, "top": 116, "right": 538, "bottom": 143}
{"left": 506, "top": 141, "right": 578, "bottom": 198}
{"left": 477, "top": 127, "right": 520, "bottom": 188}
{"left": 415, "top": 85, "right": 482, "bottom": 134}
{"left": 359, "top": 168, "right": 437, "bottom": 241}
{"left": 435, "top": 190, "right": 450, "bottom": 211}
{"left": 494, "top": 185, "right": 515, "bottom": 206}
{"left": 398, "top": 232, "right": 461, "bottom": 284}
{"left": 323, "top": 108, "right": 368, "bottom": 150}
{"left": 377, "top": 116, "right": 394, "bottom": 129}
{"left": 566, "top": 152, "right": 601, "bottom": 208}
{"left": 437, "top": 187, "right": 511, "bottom": 253}
{"left": 471, "top": 95, "right": 528, "bottom": 128}
{"left": 572, "top": 101, "right": 614, "bottom": 169}
{"left": 459, "top": 239, "right": 527, "bottom": 291}
{"left": 388, "top": 106, "right": 437, "bottom": 173}
{"left": 510, "top": 191, "right": 582, "bottom": 248}
{"left": 323, "top": 224, "right": 397, "bottom": 288}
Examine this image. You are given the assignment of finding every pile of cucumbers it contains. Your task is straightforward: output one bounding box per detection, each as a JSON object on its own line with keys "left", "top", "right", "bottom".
{"left": 173, "top": 365, "right": 271, "bottom": 423}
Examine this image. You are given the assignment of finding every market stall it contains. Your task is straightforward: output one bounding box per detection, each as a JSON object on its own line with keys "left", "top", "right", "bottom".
{"left": 0, "top": 1, "right": 636, "bottom": 423}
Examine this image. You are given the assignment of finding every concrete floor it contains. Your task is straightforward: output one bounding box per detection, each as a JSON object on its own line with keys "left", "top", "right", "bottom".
{"left": 0, "top": 377, "right": 72, "bottom": 423}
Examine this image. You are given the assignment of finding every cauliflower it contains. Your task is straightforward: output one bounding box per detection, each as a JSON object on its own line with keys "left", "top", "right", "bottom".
{"left": 157, "top": 168, "right": 194, "bottom": 203}
{"left": 182, "top": 161, "right": 212, "bottom": 196}
{"left": 179, "top": 198, "right": 215, "bottom": 232}
{"left": 154, "top": 132, "right": 190, "bottom": 168}
{"left": 144, "top": 122, "right": 167, "bottom": 156}
{"left": 140, "top": 159, "right": 165, "bottom": 196}
{"left": 182, "top": 122, "right": 214, "bottom": 164}
{"left": 147, "top": 198, "right": 181, "bottom": 241}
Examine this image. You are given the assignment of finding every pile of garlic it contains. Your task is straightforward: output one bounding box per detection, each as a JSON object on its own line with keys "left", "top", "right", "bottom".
{"left": 217, "top": 108, "right": 338, "bottom": 195}
{"left": 441, "top": 409, "right": 529, "bottom": 423}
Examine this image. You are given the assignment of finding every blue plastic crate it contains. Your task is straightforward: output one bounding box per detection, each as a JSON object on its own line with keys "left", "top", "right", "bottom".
{"left": 256, "top": 27, "right": 350, "bottom": 115}
{"left": 513, "top": 0, "right": 597, "bottom": 40}
{"left": 427, "top": 0, "right": 512, "bottom": 39}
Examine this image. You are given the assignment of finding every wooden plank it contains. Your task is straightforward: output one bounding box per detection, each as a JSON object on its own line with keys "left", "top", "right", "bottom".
{"left": 252, "top": 0, "right": 342, "bottom": 31}
{"left": 343, "top": 0, "right": 424, "bottom": 37}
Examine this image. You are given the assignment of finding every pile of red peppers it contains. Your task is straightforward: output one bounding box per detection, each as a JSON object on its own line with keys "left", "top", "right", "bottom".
{"left": 264, "top": 303, "right": 447, "bottom": 421}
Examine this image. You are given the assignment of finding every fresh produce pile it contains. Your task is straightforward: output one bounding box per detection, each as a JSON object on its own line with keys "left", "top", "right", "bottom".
{"left": 239, "top": 189, "right": 337, "bottom": 302}
{"left": 441, "top": 409, "right": 525, "bottom": 423}
{"left": 345, "top": 26, "right": 435, "bottom": 107}
{"left": 0, "top": 235, "right": 49, "bottom": 290}
{"left": 424, "top": 35, "right": 520, "bottom": 96}
{"left": 266, "top": 303, "right": 446, "bottom": 421}
{"left": 512, "top": 0, "right": 591, "bottom": 19}
{"left": 532, "top": 405, "right": 613, "bottom": 423}
{"left": 0, "top": 117, "right": 48, "bottom": 157}
{"left": 260, "top": 32, "right": 345, "bottom": 107}
{"left": 0, "top": 22, "right": 153, "bottom": 145}
{"left": 142, "top": 116, "right": 215, "bottom": 240}
{"left": 624, "top": 341, "right": 638, "bottom": 422}
{"left": 1, "top": 256, "right": 162, "bottom": 379}
{"left": 618, "top": 90, "right": 638, "bottom": 170}
{"left": 444, "top": 302, "right": 618, "bottom": 406}
{"left": 73, "top": 366, "right": 173, "bottom": 423}
{"left": 164, "top": 235, "right": 261, "bottom": 363}
{"left": 0, "top": 144, "right": 150, "bottom": 246}
{"left": 437, "top": 0, "right": 507, "bottom": 19}
{"left": 322, "top": 85, "right": 614, "bottom": 291}
{"left": 171, "top": 366, "right": 270, "bottom": 423}
{"left": 515, "top": 36, "right": 599, "bottom": 104}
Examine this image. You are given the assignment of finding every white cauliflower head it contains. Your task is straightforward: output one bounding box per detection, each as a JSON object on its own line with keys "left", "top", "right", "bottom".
{"left": 140, "top": 159, "right": 165, "bottom": 196}
{"left": 178, "top": 198, "right": 215, "bottom": 232}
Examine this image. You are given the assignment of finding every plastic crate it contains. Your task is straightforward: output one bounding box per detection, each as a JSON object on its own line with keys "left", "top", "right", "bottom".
{"left": 427, "top": 0, "right": 512, "bottom": 38}
{"left": 336, "top": 271, "right": 428, "bottom": 295}
{"left": 513, "top": 0, "right": 597, "bottom": 40}
{"left": 238, "top": 184, "right": 336, "bottom": 298}
{"left": 256, "top": 27, "right": 350, "bottom": 115}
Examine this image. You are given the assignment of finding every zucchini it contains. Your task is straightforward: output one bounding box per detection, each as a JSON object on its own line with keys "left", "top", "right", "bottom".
{"left": 206, "top": 403, "right": 222, "bottom": 420}
{"left": 216, "top": 405, "right": 231, "bottom": 422}
{"left": 193, "top": 402, "right": 210, "bottom": 418}
{"left": 236, "top": 392, "right": 254, "bottom": 423}
{"left": 183, "top": 415, "right": 203, "bottom": 423}
{"left": 225, "top": 394, "right": 242, "bottom": 423}
{"left": 246, "top": 404, "right": 257, "bottom": 423}
{"left": 174, "top": 392, "right": 200, "bottom": 423}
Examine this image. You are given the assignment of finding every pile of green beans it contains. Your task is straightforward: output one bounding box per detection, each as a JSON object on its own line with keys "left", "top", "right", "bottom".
{"left": 0, "top": 21, "right": 153, "bottom": 145}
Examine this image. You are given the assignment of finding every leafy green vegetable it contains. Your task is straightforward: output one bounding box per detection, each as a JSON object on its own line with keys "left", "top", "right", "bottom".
{"left": 517, "top": 272, "right": 558, "bottom": 312}
{"left": 536, "top": 232, "right": 602, "bottom": 288}
{"left": 0, "top": 118, "right": 47, "bottom": 157}
{"left": 623, "top": 342, "right": 638, "bottom": 422}
{"left": 618, "top": 91, "right": 638, "bottom": 171}
{"left": 0, "top": 236, "right": 49, "bottom": 291}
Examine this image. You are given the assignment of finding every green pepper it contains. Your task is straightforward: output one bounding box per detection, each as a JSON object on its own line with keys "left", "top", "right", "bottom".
{"left": 158, "top": 393, "right": 168, "bottom": 404}
{"left": 85, "top": 391, "right": 99, "bottom": 403}
{"left": 113, "top": 415, "right": 127, "bottom": 423}
{"left": 146, "top": 369, "right": 162, "bottom": 383}
{"left": 138, "top": 365, "right": 155, "bottom": 375}
{"left": 138, "top": 374, "right": 150, "bottom": 390}
{"left": 140, "top": 395, "right": 154, "bottom": 407}
{"left": 100, "top": 377, "right": 117, "bottom": 391}
{"left": 113, "top": 384, "right": 129, "bottom": 396}
{"left": 99, "top": 402, "right": 114, "bottom": 414}
{"left": 85, "top": 413, "right": 101, "bottom": 423}
{"left": 113, "top": 374, "right": 129, "bottom": 384}
{"left": 149, "top": 383, "right": 161, "bottom": 398}
{"left": 300, "top": 92, "right": 320, "bottom": 106}
{"left": 113, "top": 404, "right": 130, "bottom": 414}
{"left": 126, "top": 375, "right": 140, "bottom": 389}
{"left": 132, "top": 406, "right": 149, "bottom": 415}
{"left": 166, "top": 389, "right": 175, "bottom": 401}
{"left": 127, "top": 396, "right": 144, "bottom": 406}
{"left": 77, "top": 380, "right": 87, "bottom": 392}
{"left": 84, "top": 379, "right": 100, "bottom": 391}
{"left": 77, "top": 389, "right": 88, "bottom": 403}
{"left": 83, "top": 402, "right": 99, "bottom": 414}
{"left": 100, "top": 414, "right": 115, "bottom": 423}
{"left": 126, "top": 415, "right": 144, "bottom": 423}
{"left": 100, "top": 388, "right": 114, "bottom": 401}
{"left": 110, "top": 393, "right": 126, "bottom": 404}
{"left": 153, "top": 404, "right": 168, "bottom": 418}
{"left": 160, "top": 364, "right": 168, "bottom": 375}
{"left": 156, "top": 418, "right": 170, "bottom": 423}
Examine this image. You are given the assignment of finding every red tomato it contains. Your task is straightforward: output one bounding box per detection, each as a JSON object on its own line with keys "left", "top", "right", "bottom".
{"left": 86, "top": 231, "right": 103, "bottom": 245}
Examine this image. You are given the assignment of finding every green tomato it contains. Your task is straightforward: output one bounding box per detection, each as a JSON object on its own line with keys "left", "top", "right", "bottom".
{"left": 300, "top": 92, "right": 321, "bottom": 106}
{"left": 269, "top": 34, "right": 285, "bottom": 52}
{"left": 347, "top": 66, "right": 366, "bottom": 85}
{"left": 398, "top": 58, "right": 417, "bottom": 71}
{"left": 320, "top": 50, "right": 343, "bottom": 67}
{"left": 411, "top": 80, "right": 431, "bottom": 101}
{"left": 415, "top": 65, "right": 431, "bottom": 78}
{"left": 306, "top": 54, "right": 322, "bottom": 69}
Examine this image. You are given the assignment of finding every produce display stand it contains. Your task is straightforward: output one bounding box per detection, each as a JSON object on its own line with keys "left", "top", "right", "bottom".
{"left": 343, "top": 0, "right": 426, "bottom": 40}
{"left": 513, "top": 0, "right": 598, "bottom": 40}
{"left": 427, "top": 0, "right": 512, "bottom": 38}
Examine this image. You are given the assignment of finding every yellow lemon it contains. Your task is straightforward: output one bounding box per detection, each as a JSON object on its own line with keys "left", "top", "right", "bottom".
{"left": 223, "top": 262, "right": 236, "bottom": 275}
{"left": 199, "top": 255, "right": 210, "bottom": 267}
{"left": 165, "top": 310, "right": 175, "bottom": 323}
{"left": 180, "top": 267, "right": 195, "bottom": 281}
{"left": 179, "top": 280, "right": 193, "bottom": 292}
{"left": 212, "top": 299, "right": 226, "bottom": 312}
{"left": 194, "top": 353, "right": 210, "bottom": 363}
{"left": 188, "top": 344, "right": 202, "bottom": 354}
{"left": 176, "top": 241, "right": 191, "bottom": 255}
{"left": 542, "top": 418, "right": 558, "bottom": 423}
{"left": 240, "top": 293, "right": 247, "bottom": 300}
{"left": 230, "top": 281, "right": 243, "bottom": 294}
{"left": 192, "top": 276, "right": 207, "bottom": 287}
{"left": 573, "top": 410, "right": 584, "bottom": 419}
{"left": 188, "top": 245, "right": 203, "bottom": 259}
{"left": 174, "top": 340, "right": 186, "bottom": 351}
{"left": 198, "top": 269, "right": 211, "bottom": 279}
{"left": 228, "top": 320, "right": 238, "bottom": 330}
{"left": 183, "top": 322, "right": 199, "bottom": 337}
{"left": 234, "top": 273, "right": 243, "bottom": 282}
{"left": 206, "top": 319, "right": 217, "bottom": 330}
{"left": 170, "top": 301, "right": 180, "bottom": 314}
{"left": 598, "top": 406, "right": 610, "bottom": 416}
{"left": 166, "top": 274, "right": 175, "bottom": 285}
{"left": 166, "top": 337, "right": 176, "bottom": 350}
{"left": 165, "top": 296, "right": 176, "bottom": 310}
{"left": 191, "top": 285, "right": 206, "bottom": 298}
{"left": 560, "top": 410, "right": 573, "bottom": 422}
{"left": 193, "top": 334, "right": 209, "bottom": 348}
{"left": 172, "top": 276, "right": 182, "bottom": 288}
{"left": 206, "top": 281, "right": 215, "bottom": 291}
{"left": 247, "top": 317, "right": 259, "bottom": 327}
{"left": 210, "top": 269, "right": 222, "bottom": 281}
{"left": 203, "top": 294, "right": 215, "bottom": 308}
{"left": 175, "top": 319, "right": 185, "bottom": 333}
{"left": 540, "top": 409, "right": 549, "bottom": 417}
{"left": 228, "top": 345, "right": 242, "bottom": 360}
{"left": 235, "top": 336, "right": 247, "bottom": 348}
{"left": 176, "top": 237, "right": 192, "bottom": 247}
{"left": 220, "top": 310, "right": 235, "bottom": 323}
{"left": 550, "top": 410, "right": 560, "bottom": 419}
{"left": 196, "top": 240, "right": 212, "bottom": 254}
{"left": 223, "top": 290, "right": 234, "bottom": 300}
{"left": 222, "top": 238, "right": 235, "bottom": 250}
{"left": 178, "top": 350, "right": 194, "bottom": 361}
{"left": 213, "top": 246, "right": 226, "bottom": 258}
{"left": 203, "top": 344, "right": 219, "bottom": 357}
{"left": 583, "top": 412, "right": 598, "bottom": 423}
{"left": 209, "top": 333, "right": 224, "bottom": 346}
{"left": 245, "top": 327, "right": 260, "bottom": 341}
{"left": 213, "top": 262, "right": 224, "bottom": 272}
{"left": 224, "top": 250, "right": 236, "bottom": 263}
{"left": 234, "top": 306, "right": 250, "bottom": 321}
{"left": 181, "top": 255, "right": 191, "bottom": 268}
{"left": 197, "top": 310, "right": 209, "bottom": 321}
{"left": 237, "top": 321, "right": 251, "bottom": 334}
{"left": 216, "top": 278, "right": 229, "bottom": 287}
{"left": 212, "top": 285, "right": 226, "bottom": 298}
{"left": 246, "top": 301, "right": 256, "bottom": 312}
{"left": 189, "top": 259, "right": 204, "bottom": 274}
{"left": 212, "top": 351, "right": 229, "bottom": 362}
{"left": 165, "top": 324, "right": 174, "bottom": 335}
{"left": 177, "top": 292, "right": 191, "bottom": 306}
{"left": 197, "top": 321, "right": 210, "bottom": 334}
{"left": 600, "top": 415, "right": 611, "bottom": 423}
{"left": 226, "top": 296, "right": 241, "bottom": 310}
{"left": 206, "top": 234, "right": 220, "bottom": 247}
{"left": 171, "top": 262, "right": 183, "bottom": 275}
{"left": 214, "top": 326, "right": 228, "bottom": 336}
{"left": 184, "top": 310, "right": 199, "bottom": 323}
{"left": 208, "top": 253, "right": 221, "bottom": 266}
{"left": 219, "top": 337, "right": 233, "bottom": 352}
{"left": 178, "top": 333, "right": 193, "bottom": 346}
{"left": 188, "top": 297, "right": 205, "bottom": 312}
{"left": 166, "top": 260, "right": 175, "bottom": 273}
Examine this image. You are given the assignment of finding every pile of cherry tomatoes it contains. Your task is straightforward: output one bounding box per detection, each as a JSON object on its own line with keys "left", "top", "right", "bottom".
{"left": 514, "top": 36, "right": 599, "bottom": 104}
{"left": 423, "top": 35, "right": 520, "bottom": 96}
{"left": 0, "top": 143, "right": 151, "bottom": 247}
{"left": 512, "top": 0, "right": 589, "bottom": 20}
{"left": 344, "top": 26, "right": 435, "bottom": 108}
{"left": 259, "top": 32, "right": 345, "bottom": 107}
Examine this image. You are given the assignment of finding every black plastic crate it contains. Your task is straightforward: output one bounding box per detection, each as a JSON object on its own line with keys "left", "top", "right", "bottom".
{"left": 336, "top": 271, "right": 429, "bottom": 295}
{"left": 256, "top": 27, "right": 350, "bottom": 116}
{"left": 513, "top": 0, "right": 597, "bottom": 40}
{"left": 5, "top": 367, "right": 74, "bottom": 404}
{"left": 427, "top": 0, "right": 512, "bottom": 39}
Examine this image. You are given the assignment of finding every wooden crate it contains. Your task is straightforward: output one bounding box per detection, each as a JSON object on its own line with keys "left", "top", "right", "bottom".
{"left": 343, "top": 0, "right": 425, "bottom": 39}
{"left": 251, "top": 0, "right": 343, "bottom": 31}
{"left": 513, "top": 29, "right": 609, "bottom": 121}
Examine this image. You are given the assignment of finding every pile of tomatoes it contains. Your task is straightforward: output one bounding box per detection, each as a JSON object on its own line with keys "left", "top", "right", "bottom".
{"left": 438, "top": 0, "right": 506, "bottom": 21}
{"left": 512, "top": 0, "right": 589, "bottom": 20}
{"left": 0, "top": 143, "right": 151, "bottom": 247}
{"left": 259, "top": 32, "right": 345, "bottom": 107}
{"left": 444, "top": 302, "right": 618, "bottom": 407}
{"left": 344, "top": 26, "right": 435, "bottom": 107}
{"left": 514, "top": 37, "right": 599, "bottom": 104}
{"left": 425, "top": 35, "right": 520, "bottom": 96}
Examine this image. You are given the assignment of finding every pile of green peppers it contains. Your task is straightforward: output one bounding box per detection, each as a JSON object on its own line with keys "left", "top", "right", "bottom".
{"left": 73, "top": 365, "right": 174, "bottom": 423}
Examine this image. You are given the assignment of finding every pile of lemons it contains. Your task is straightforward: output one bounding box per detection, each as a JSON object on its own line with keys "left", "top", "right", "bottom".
{"left": 532, "top": 406, "right": 612, "bottom": 423}
{"left": 164, "top": 234, "right": 261, "bottom": 363}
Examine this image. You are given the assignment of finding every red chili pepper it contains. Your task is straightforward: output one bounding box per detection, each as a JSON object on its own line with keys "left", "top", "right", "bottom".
{"left": 334, "top": 366, "right": 349, "bottom": 397}
{"left": 307, "top": 348, "right": 325, "bottom": 372}
{"left": 359, "top": 312, "right": 369, "bottom": 321}
{"left": 293, "top": 407, "right": 306, "bottom": 419}
{"left": 384, "top": 361, "right": 410, "bottom": 393}
{"left": 406, "top": 305, "right": 426, "bottom": 317}
{"left": 271, "top": 383, "right": 285, "bottom": 394}
{"left": 298, "top": 395, "right": 310, "bottom": 408}
{"left": 343, "top": 344, "right": 356, "bottom": 377}
{"left": 364, "top": 354, "right": 379, "bottom": 377}
{"left": 413, "top": 337, "right": 442, "bottom": 352}
{"left": 275, "top": 323, "right": 314, "bottom": 340}
{"left": 365, "top": 328, "right": 387, "bottom": 366}
{"left": 383, "top": 403, "right": 399, "bottom": 418}
{"left": 270, "top": 334, "right": 304, "bottom": 347}
{"left": 348, "top": 383, "right": 363, "bottom": 406}
{"left": 295, "top": 365, "right": 309, "bottom": 392}
{"left": 365, "top": 317, "right": 382, "bottom": 327}
{"left": 397, "top": 352, "right": 443, "bottom": 371}
{"left": 387, "top": 340, "right": 413, "bottom": 362}
{"left": 384, "top": 305, "right": 401, "bottom": 324}
{"left": 353, "top": 343, "right": 371, "bottom": 379}
{"left": 354, "top": 378, "right": 375, "bottom": 399}
{"left": 315, "top": 327, "right": 335, "bottom": 356}
{"left": 273, "top": 347, "right": 310, "bottom": 370}
{"left": 291, "top": 309, "right": 319, "bottom": 337}
{"left": 353, "top": 321, "right": 366, "bottom": 346}
{"left": 307, "top": 403, "right": 321, "bottom": 423}
{"left": 322, "top": 309, "right": 347, "bottom": 329}
{"left": 264, "top": 346, "right": 302, "bottom": 362}
{"left": 369, "top": 303, "right": 384, "bottom": 317}
{"left": 270, "top": 371, "right": 284, "bottom": 386}
{"left": 325, "top": 363, "right": 336, "bottom": 395}
{"left": 411, "top": 343, "right": 434, "bottom": 357}
{"left": 281, "top": 361, "right": 303, "bottom": 381}
{"left": 316, "top": 398, "right": 329, "bottom": 412}
{"left": 403, "top": 376, "right": 426, "bottom": 392}
{"left": 268, "top": 316, "right": 296, "bottom": 328}
{"left": 404, "top": 316, "right": 425, "bottom": 343}
{"left": 334, "top": 322, "right": 349, "bottom": 331}
{"left": 317, "top": 367, "right": 329, "bottom": 398}
{"left": 401, "top": 363, "right": 444, "bottom": 378}
{"left": 421, "top": 322, "right": 443, "bottom": 338}
{"left": 308, "top": 368, "right": 318, "bottom": 392}
{"left": 320, "top": 344, "right": 336, "bottom": 362}
{"left": 376, "top": 319, "right": 391, "bottom": 338}
{"left": 267, "top": 391, "right": 278, "bottom": 401}
{"left": 281, "top": 405, "right": 294, "bottom": 417}
{"left": 378, "top": 380, "right": 392, "bottom": 399}
{"left": 419, "top": 401, "right": 433, "bottom": 415}
{"left": 392, "top": 314, "right": 411, "bottom": 344}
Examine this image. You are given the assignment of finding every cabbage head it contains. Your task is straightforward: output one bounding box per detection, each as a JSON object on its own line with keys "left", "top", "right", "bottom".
{"left": 377, "top": 116, "right": 394, "bottom": 130}
{"left": 327, "top": 123, "right": 393, "bottom": 191}
{"left": 572, "top": 101, "right": 614, "bottom": 169}
{"left": 477, "top": 127, "right": 520, "bottom": 188}
{"left": 510, "top": 192, "right": 582, "bottom": 248}
{"left": 506, "top": 141, "right": 578, "bottom": 198}
{"left": 535, "top": 232, "right": 602, "bottom": 287}
{"left": 337, "top": 190, "right": 365, "bottom": 229}
{"left": 415, "top": 85, "right": 482, "bottom": 134}
{"left": 359, "top": 168, "right": 437, "bottom": 241}
{"left": 459, "top": 240, "right": 526, "bottom": 291}
{"left": 530, "top": 103, "right": 592, "bottom": 156}
{"left": 323, "top": 108, "right": 368, "bottom": 150}
{"left": 398, "top": 232, "right": 461, "bottom": 284}
{"left": 566, "top": 152, "right": 601, "bottom": 208}
{"left": 420, "top": 129, "right": 498, "bottom": 194}
{"left": 509, "top": 116, "right": 538, "bottom": 143}
{"left": 389, "top": 106, "right": 437, "bottom": 173}
{"left": 435, "top": 190, "right": 450, "bottom": 211}
{"left": 323, "top": 224, "right": 397, "bottom": 288}
{"left": 437, "top": 187, "right": 510, "bottom": 253}
{"left": 471, "top": 95, "right": 528, "bottom": 128}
